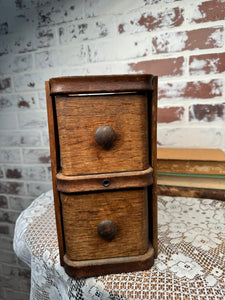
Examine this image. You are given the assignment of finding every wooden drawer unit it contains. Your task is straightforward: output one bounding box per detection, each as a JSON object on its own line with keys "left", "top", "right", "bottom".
{"left": 55, "top": 93, "right": 148, "bottom": 175}
{"left": 46, "top": 75, "right": 158, "bottom": 278}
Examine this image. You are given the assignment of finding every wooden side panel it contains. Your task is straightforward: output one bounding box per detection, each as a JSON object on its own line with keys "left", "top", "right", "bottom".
{"left": 150, "top": 76, "right": 158, "bottom": 257}
{"left": 61, "top": 188, "right": 149, "bottom": 261}
{"left": 45, "top": 81, "right": 65, "bottom": 265}
{"left": 55, "top": 94, "right": 148, "bottom": 176}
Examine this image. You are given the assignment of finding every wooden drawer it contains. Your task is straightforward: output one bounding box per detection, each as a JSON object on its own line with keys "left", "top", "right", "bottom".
{"left": 55, "top": 93, "right": 148, "bottom": 176}
{"left": 60, "top": 188, "right": 149, "bottom": 261}
{"left": 46, "top": 74, "right": 158, "bottom": 278}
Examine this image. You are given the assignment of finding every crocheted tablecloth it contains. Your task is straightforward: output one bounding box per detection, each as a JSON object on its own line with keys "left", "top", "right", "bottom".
{"left": 13, "top": 190, "right": 225, "bottom": 299}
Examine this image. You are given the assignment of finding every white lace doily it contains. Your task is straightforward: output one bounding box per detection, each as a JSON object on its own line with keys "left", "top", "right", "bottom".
{"left": 13, "top": 190, "right": 225, "bottom": 300}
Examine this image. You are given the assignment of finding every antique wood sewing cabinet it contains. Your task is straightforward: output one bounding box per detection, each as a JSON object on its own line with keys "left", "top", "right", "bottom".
{"left": 45, "top": 74, "right": 158, "bottom": 278}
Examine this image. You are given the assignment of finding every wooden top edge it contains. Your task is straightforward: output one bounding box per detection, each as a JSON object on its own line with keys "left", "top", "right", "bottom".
{"left": 56, "top": 167, "right": 153, "bottom": 181}
{"left": 158, "top": 148, "right": 225, "bottom": 162}
{"left": 49, "top": 74, "right": 155, "bottom": 95}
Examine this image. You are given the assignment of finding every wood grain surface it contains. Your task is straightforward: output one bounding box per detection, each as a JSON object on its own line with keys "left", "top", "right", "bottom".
{"left": 50, "top": 74, "right": 154, "bottom": 95}
{"left": 60, "top": 188, "right": 149, "bottom": 261}
{"left": 55, "top": 93, "right": 148, "bottom": 176}
{"left": 56, "top": 167, "right": 153, "bottom": 193}
{"left": 158, "top": 185, "right": 225, "bottom": 201}
{"left": 63, "top": 245, "right": 154, "bottom": 278}
{"left": 46, "top": 74, "right": 158, "bottom": 276}
{"left": 149, "top": 76, "right": 158, "bottom": 257}
{"left": 45, "top": 81, "right": 65, "bottom": 265}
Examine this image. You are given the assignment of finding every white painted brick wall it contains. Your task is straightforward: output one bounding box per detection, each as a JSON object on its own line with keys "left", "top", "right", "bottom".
{"left": 0, "top": 0, "right": 225, "bottom": 298}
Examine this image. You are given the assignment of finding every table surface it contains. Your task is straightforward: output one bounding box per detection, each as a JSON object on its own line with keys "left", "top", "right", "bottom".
{"left": 13, "top": 190, "right": 225, "bottom": 300}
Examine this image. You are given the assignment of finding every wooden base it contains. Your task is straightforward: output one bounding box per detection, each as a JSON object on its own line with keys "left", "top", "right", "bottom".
{"left": 63, "top": 245, "right": 154, "bottom": 278}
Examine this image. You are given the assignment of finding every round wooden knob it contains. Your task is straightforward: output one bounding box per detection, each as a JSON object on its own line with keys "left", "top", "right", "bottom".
{"left": 97, "top": 220, "right": 117, "bottom": 240}
{"left": 95, "top": 125, "right": 116, "bottom": 148}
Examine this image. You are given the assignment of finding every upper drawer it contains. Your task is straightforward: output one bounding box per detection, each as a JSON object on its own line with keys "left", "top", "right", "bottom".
{"left": 55, "top": 93, "right": 149, "bottom": 176}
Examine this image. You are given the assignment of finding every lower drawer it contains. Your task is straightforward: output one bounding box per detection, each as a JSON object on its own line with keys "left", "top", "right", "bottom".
{"left": 60, "top": 188, "right": 149, "bottom": 261}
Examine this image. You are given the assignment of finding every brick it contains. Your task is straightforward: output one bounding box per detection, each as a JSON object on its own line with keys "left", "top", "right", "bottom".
{"left": 5, "top": 165, "right": 46, "bottom": 181}
{"left": 129, "top": 57, "right": 184, "bottom": 76}
{"left": 10, "top": 28, "right": 56, "bottom": 54}
{"left": 16, "top": 93, "right": 39, "bottom": 109}
{"left": 23, "top": 149, "right": 50, "bottom": 164}
{"left": 157, "top": 127, "right": 222, "bottom": 148}
{"left": 0, "top": 181, "right": 25, "bottom": 195}
{"left": 38, "top": 91, "right": 46, "bottom": 109}
{"left": 151, "top": 0, "right": 181, "bottom": 3}
{"left": 88, "top": 35, "right": 149, "bottom": 62}
{"left": 0, "top": 250, "right": 17, "bottom": 265}
{"left": 0, "top": 149, "right": 21, "bottom": 163}
{"left": 35, "top": 46, "right": 86, "bottom": 69}
{"left": 0, "top": 77, "right": 12, "bottom": 93}
{"left": 18, "top": 111, "right": 47, "bottom": 129}
{"left": 153, "top": 26, "right": 224, "bottom": 53}
{"left": 1, "top": 264, "right": 31, "bottom": 295}
{"left": 0, "top": 224, "right": 10, "bottom": 234}
{"left": 0, "top": 287, "right": 4, "bottom": 299}
{"left": 14, "top": 73, "right": 43, "bottom": 91}
{"left": 189, "top": 52, "right": 225, "bottom": 75}
{"left": 27, "top": 182, "right": 52, "bottom": 197}
{"left": 0, "top": 113, "right": 17, "bottom": 129}
{"left": 118, "top": 7, "right": 184, "bottom": 34}
{"left": 8, "top": 196, "right": 33, "bottom": 211}
{"left": 190, "top": 0, "right": 225, "bottom": 23}
{"left": 15, "top": 0, "right": 34, "bottom": 9}
{"left": 0, "top": 274, "right": 30, "bottom": 297}
{"left": 47, "top": 166, "right": 52, "bottom": 180}
{"left": 189, "top": 104, "right": 225, "bottom": 122}
{"left": 59, "top": 19, "right": 113, "bottom": 44}
{"left": 38, "top": 0, "right": 83, "bottom": 27}
{"left": 0, "top": 54, "right": 33, "bottom": 75}
{"left": 36, "top": 28, "right": 57, "bottom": 49}
{"left": 0, "top": 210, "right": 20, "bottom": 224}
{"left": 42, "top": 131, "right": 49, "bottom": 146}
{"left": 159, "top": 79, "right": 222, "bottom": 100}
{"left": 0, "top": 196, "right": 8, "bottom": 209}
{"left": 6, "top": 167, "right": 22, "bottom": 179}
{"left": 14, "top": 70, "right": 61, "bottom": 91}
{"left": 0, "top": 236, "right": 13, "bottom": 251}
{"left": 0, "top": 131, "right": 41, "bottom": 147}
{"left": 0, "top": 167, "right": 3, "bottom": 178}
{"left": 85, "top": 0, "right": 148, "bottom": 17}
{"left": 158, "top": 106, "right": 185, "bottom": 123}
{"left": 0, "top": 96, "right": 13, "bottom": 111}
{"left": 0, "top": 0, "right": 37, "bottom": 33}
{"left": 0, "top": 94, "right": 38, "bottom": 111}
{"left": 0, "top": 22, "right": 8, "bottom": 35}
{"left": 3, "top": 264, "right": 30, "bottom": 279}
{"left": 9, "top": 32, "right": 37, "bottom": 54}
{"left": 3, "top": 289, "right": 30, "bottom": 300}
{"left": 0, "top": 34, "right": 9, "bottom": 56}
{"left": 12, "top": 54, "right": 33, "bottom": 73}
{"left": 85, "top": 62, "right": 130, "bottom": 76}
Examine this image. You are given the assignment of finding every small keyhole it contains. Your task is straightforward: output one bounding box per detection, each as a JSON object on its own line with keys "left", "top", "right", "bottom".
{"left": 103, "top": 179, "right": 110, "bottom": 187}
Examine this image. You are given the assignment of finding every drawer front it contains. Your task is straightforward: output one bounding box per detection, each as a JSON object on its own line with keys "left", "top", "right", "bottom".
{"left": 60, "top": 188, "right": 149, "bottom": 261}
{"left": 55, "top": 94, "right": 148, "bottom": 176}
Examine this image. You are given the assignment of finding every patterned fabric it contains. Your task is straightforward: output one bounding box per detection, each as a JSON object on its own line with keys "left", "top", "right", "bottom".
{"left": 13, "top": 190, "right": 225, "bottom": 300}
